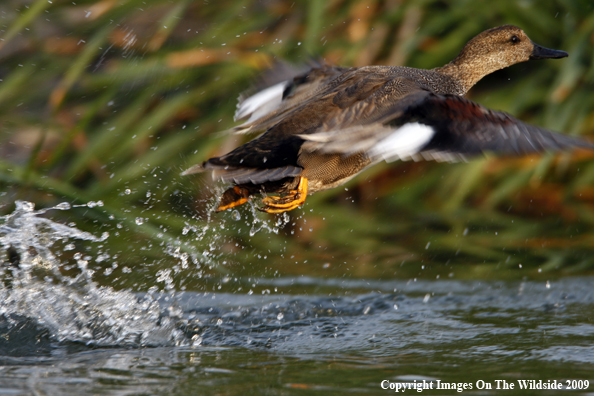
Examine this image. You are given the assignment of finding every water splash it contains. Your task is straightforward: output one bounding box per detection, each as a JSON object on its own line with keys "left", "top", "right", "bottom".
{"left": 0, "top": 198, "right": 295, "bottom": 352}
{"left": 244, "top": 199, "right": 291, "bottom": 235}
{"left": 165, "top": 186, "right": 292, "bottom": 276}
{"left": 0, "top": 201, "right": 184, "bottom": 348}
{"left": 0, "top": 201, "right": 106, "bottom": 271}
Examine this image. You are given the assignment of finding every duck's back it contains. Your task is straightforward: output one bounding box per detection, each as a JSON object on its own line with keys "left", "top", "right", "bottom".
{"left": 243, "top": 65, "right": 460, "bottom": 133}
{"left": 206, "top": 64, "right": 463, "bottom": 173}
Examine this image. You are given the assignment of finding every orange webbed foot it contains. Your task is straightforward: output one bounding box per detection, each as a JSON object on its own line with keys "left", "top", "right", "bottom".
{"left": 216, "top": 186, "right": 251, "bottom": 212}
{"left": 259, "top": 177, "right": 308, "bottom": 214}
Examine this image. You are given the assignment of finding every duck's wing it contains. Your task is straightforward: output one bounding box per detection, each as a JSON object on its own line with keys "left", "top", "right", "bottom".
{"left": 300, "top": 90, "right": 594, "bottom": 163}
{"left": 233, "top": 61, "right": 350, "bottom": 134}
{"left": 184, "top": 67, "right": 399, "bottom": 183}
{"left": 233, "top": 61, "right": 307, "bottom": 123}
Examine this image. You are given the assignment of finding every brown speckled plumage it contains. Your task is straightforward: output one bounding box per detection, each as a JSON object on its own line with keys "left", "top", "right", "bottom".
{"left": 183, "top": 25, "right": 592, "bottom": 213}
{"left": 435, "top": 26, "right": 545, "bottom": 94}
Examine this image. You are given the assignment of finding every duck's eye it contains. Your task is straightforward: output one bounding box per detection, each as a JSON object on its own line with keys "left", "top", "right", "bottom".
{"left": 510, "top": 35, "right": 520, "bottom": 44}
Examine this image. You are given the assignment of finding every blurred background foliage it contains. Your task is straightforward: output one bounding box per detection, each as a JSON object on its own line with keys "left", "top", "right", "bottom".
{"left": 1, "top": 0, "right": 594, "bottom": 289}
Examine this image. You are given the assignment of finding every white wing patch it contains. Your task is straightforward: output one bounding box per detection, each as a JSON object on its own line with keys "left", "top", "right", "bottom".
{"left": 368, "top": 123, "right": 435, "bottom": 162}
{"left": 235, "top": 81, "right": 288, "bottom": 122}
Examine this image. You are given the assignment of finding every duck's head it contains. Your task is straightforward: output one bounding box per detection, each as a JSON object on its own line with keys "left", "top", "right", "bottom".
{"left": 438, "top": 25, "right": 567, "bottom": 94}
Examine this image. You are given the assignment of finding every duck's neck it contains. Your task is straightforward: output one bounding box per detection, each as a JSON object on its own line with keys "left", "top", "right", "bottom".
{"left": 434, "top": 52, "right": 511, "bottom": 95}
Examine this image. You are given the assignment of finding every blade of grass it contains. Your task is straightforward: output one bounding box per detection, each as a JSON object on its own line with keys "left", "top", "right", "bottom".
{"left": 49, "top": 24, "right": 114, "bottom": 111}
{"left": 0, "top": 0, "right": 52, "bottom": 52}
{"left": 147, "top": 0, "right": 191, "bottom": 51}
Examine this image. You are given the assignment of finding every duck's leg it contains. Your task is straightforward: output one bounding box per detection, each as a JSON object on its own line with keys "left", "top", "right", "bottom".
{"left": 216, "top": 186, "right": 251, "bottom": 212}
{"left": 260, "top": 177, "right": 308, "bottom": 213}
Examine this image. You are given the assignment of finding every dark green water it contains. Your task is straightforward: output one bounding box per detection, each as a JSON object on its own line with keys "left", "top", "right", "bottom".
{"left": 0, "top": 202, "right": 593, "bottom": 395}
{"left": 2, "top": 278, "right": 594, "bottom": 395}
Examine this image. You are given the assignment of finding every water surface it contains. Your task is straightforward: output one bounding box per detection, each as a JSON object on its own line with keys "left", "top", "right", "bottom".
{"left": 0, "top": 202, "right": 593, "bottom": 395}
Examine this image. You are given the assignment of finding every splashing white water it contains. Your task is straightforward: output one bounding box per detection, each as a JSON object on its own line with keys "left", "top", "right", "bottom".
{"left": 0, "top": 201, "right": 106, "bottom": 270}
{"left": 0, "top": 201, "right": 185, "bottom": 347}
{"left": 165, "top": 186, "right": 292, "bottom": 275}
{"left": 0, "top": 197, "right": 296, "bottom": 349}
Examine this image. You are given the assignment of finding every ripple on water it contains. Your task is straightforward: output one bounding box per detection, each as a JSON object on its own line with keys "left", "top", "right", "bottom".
{"left": 1, "top": 201, "right": 594, "bottom": 370}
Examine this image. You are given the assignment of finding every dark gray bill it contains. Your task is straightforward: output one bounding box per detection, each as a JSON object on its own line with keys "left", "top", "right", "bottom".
{"left": 530, "top": 43, "right": 568, "bottom": 60}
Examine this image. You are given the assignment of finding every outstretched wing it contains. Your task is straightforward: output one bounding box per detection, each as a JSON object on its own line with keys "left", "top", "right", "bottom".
{"left": 184, "top": 73, "right": 592, "bottom": 185}
{"left": 185, "top": 67, "right": 404, "bottom": 183}
{"left": 300, "top": 91, "right": 594, "bottom": 163}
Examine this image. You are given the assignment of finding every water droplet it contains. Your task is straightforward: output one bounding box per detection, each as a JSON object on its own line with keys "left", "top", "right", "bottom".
{"left": 16, "top": 201, "right": 35, "bottom": 212}
{"left": 232, "top": 210, "right": 241, "bottom": 221}
{"left": 249, "top": 223, "right": 262, "bottom": 236}
{"left": 277, "top": 313, "right": 284, "bottom": 320}
{"left": 135, "top": 217, "right": 144, "bottom": 225}
{"left": 55, "top": 202, "right": 71, "bottom": 210}
{"left": 545, "top": 281, "right": 551, "bottom": 289}
{"left": 191, "top": 334, "right": 202, "bottom": 346}
{"left": 423, "top": 294, "right": 431, "bottom": 303}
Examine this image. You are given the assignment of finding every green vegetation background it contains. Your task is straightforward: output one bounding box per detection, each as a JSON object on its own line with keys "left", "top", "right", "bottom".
{"left": 1, "top": 0, "right": 594, "bottom": 290}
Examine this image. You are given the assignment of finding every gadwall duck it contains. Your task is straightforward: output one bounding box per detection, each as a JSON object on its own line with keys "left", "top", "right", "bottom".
{"left": 183, "top": 25, "right": 592, "bottom": 213}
